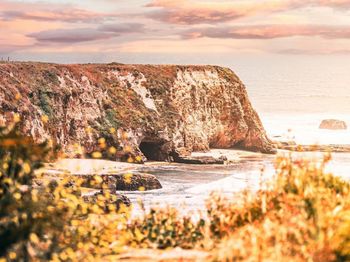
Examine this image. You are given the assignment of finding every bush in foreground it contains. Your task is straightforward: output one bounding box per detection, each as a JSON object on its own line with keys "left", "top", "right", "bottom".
{"left": 211, "top": 154, "right": 350, "bottom": 261}
{"left": 124, "top": 154, "right": 350, "bottom": 261}
{"left": 0, "top": 126, "right": 131, "bottom": 261}
{"left": 1, "top": 125, "right": 350, "bottom": 261}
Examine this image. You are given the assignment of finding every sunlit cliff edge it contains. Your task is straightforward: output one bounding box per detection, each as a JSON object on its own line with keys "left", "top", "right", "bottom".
{"left": 0, "top": 62, "right": 276, "bottom": 162}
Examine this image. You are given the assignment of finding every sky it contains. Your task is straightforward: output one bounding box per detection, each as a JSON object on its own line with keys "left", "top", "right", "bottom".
{"left": 1, "top": 0, "right": 350, "bottom": 63}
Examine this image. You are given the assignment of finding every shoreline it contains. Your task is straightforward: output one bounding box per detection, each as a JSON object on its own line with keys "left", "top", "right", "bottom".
{"left": 41, "top": 148, "right": 275, "bottom": 175}
{"left": 41, "top": 144, "right": 350, "bottom": 175}
{"left": 38, "top": 148, "right": 350, "bottom": 215}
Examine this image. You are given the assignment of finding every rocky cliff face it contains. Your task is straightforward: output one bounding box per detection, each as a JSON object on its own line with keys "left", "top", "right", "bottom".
{"left": 0, "top": 62, "right": 275, "bottom": 162}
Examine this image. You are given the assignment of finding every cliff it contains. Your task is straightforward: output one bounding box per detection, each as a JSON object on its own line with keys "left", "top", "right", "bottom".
{"left": 0, "top": 62, "right": 275, "bottom": 162}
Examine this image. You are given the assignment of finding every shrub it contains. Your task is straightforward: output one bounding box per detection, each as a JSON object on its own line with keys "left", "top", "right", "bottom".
{"left": 212, "top": 153, "right": 350, "bottom": 261}
{"left": 1, "top": 122, "right": 350, "bottom": 261}
{"left": 0, "top": 125, "right": 58, "bottom": 259}
{"left": 38, "top": 89, "right": 53, "bottom": 117}
{"left": 126, "top": 207, "right": 206, "bottom": 249}
{"left": 0, "top": 125, "right": 130, "bottom": 261}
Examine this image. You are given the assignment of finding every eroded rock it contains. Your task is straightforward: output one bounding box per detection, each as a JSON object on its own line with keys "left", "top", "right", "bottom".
{"left": 114, "top": 173, "right": 162, "bottom": 191}
{"left": 319, "top": 119, "right": 347, "bottom": 130}
{"left": 70, "top": 173, "right": 162, "bottom": 191}
{"left": 173, "top": 155, "right": 227, "bottom": 165}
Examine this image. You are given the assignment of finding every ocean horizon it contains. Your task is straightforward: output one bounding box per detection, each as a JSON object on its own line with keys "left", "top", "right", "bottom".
{"left": 229, "top": 55, "right": 350, "bottom": 145}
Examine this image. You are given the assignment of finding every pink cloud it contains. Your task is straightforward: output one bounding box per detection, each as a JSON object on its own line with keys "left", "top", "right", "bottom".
{"left": 0, "top": 1, "right": 113, "bottom": 23}
{"left": 145, "top": 0, "right": 306, "bottom": 24}
{"left": 145, "top": 0, "right": 350, "bottom": 25}
{"left": 27, "top": 28, "right": 113, "bottom": 44}
{"left": 27, "top": 23, "right": 145, "bottom": 44}
{"left": 313, "top": 0, "right": 350, "bottom": 8}
{"left": 278, "top": 48, "right": 350, "bottom": 55}
{"left": 184, "top": 25, "right": 350, "bottom": 39}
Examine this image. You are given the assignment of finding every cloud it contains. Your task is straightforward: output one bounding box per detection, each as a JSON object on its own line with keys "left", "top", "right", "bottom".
{"left": 1, "top": 9, "right": 109, "bottom": 23}
{"left": 2, "top": 0, "right": 350, "bottom": 59}
{"left": 27, "top": 23, "right": 145, "bottom": 44}
{"left": 184, "top": 25, "right": 350, "bottom": 39}
{"left": 0, "top": 44, "right": 28, "bottom": 54}
{"left": 98, "top": 23, "right": 145, "bottom": 33}
{"left": 313, "top": 0, "right": 350, "bottom": 9}
{"left": 27, "top": 28, "right": 114, "bottom": 44}
{"left": 145, "top": 0, "right": 350, "bottom": 25}
{"left": 278, "top": 48, "right": 350, "bottom": 55}
{"left": 145, "top": 0, "right": 304, "bottom": 24}
{"left": 0, "top": 1, "right": 112, "bottom": 23}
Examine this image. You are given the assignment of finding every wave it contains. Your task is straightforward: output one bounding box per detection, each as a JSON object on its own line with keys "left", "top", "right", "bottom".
{"left": 296, "top": 94, "right": 350, "bottom": 98}
{"left": 253, "top": 93, "right": 350, "bottom": 99}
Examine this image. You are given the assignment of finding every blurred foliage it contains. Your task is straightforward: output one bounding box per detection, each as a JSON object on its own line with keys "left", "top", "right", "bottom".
{"left": 0, "top": 125, "right": 55, "bottom": 259}
{"left": 1, "top": 123, "right": 350, "bottom": 261}
{"left": 0, "top": 125, "right": 131, "bottom": 261}
{"left": 126, "top": 207, "right": 205, "bottom": 249}
{"left": 121, "top": 151, "right": 350, "bottom": 260}
{"left": 211, "top": 154, "right": 350, "bottom": 261}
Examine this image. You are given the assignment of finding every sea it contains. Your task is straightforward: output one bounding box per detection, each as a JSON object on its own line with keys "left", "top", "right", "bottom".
{"left": 236, "top": 55, "right": 350, "bottom": 145}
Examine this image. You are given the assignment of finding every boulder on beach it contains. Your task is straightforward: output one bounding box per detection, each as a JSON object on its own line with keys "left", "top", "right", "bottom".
{"left": 319, "top": 119, "right": 347, "bottom": 130}
{"left": 39, "top": 159, "right": 162, "bottom": 191}
{"left": 114, "top": 173, "right": 162, "bottom": 191}
{"left": 72, "top": 172, "right": 162, "bottom": 191}
{"left": 172, "top": 155, "right": 227, "bottom": 165}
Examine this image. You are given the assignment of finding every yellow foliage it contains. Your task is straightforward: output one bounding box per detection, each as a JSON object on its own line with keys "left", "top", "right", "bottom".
{"left": 41, "top": 114, "right": 49, "bottom": 123}
{"left": 1, "top": 123, "right": 350, "bottom": 261}
{"left": 92, "top": 151, "right": 102, "bottom": 159}
{"left": 13, "top": 113, "right": 20, "bottom": 123}
{"left": 109, "top": 146, "right": 117, "bottom": 154}
{"left": 22, "top": 162, "right": 31, "bottom": 174}
{"left": 8, "top": 252, "right": 16, "bottom": 260}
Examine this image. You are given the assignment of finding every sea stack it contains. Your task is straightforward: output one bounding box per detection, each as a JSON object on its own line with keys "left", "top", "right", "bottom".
{"left": 319, "top": 119, "right": 347, "bottom": 130}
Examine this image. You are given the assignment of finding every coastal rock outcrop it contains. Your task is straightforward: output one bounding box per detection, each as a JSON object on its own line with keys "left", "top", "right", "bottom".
{"left": 114, "top": 173, "right": 162, "bottom": 191}
{"left": 0, "top": 62, "right": 275, "bottom": 162}
{"left": 319, "top": 119, "right": 347, "bottom": 130}
{"left": 174, "top": 155, "right": 227, "bottom": 165}
{"left": 73, "top": 173, "right": 162, "bottom": 191}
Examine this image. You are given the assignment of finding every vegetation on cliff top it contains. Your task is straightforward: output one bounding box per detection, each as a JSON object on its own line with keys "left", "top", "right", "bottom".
{"left": 0, "top": 120, "right": 350, "bottom": 261}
